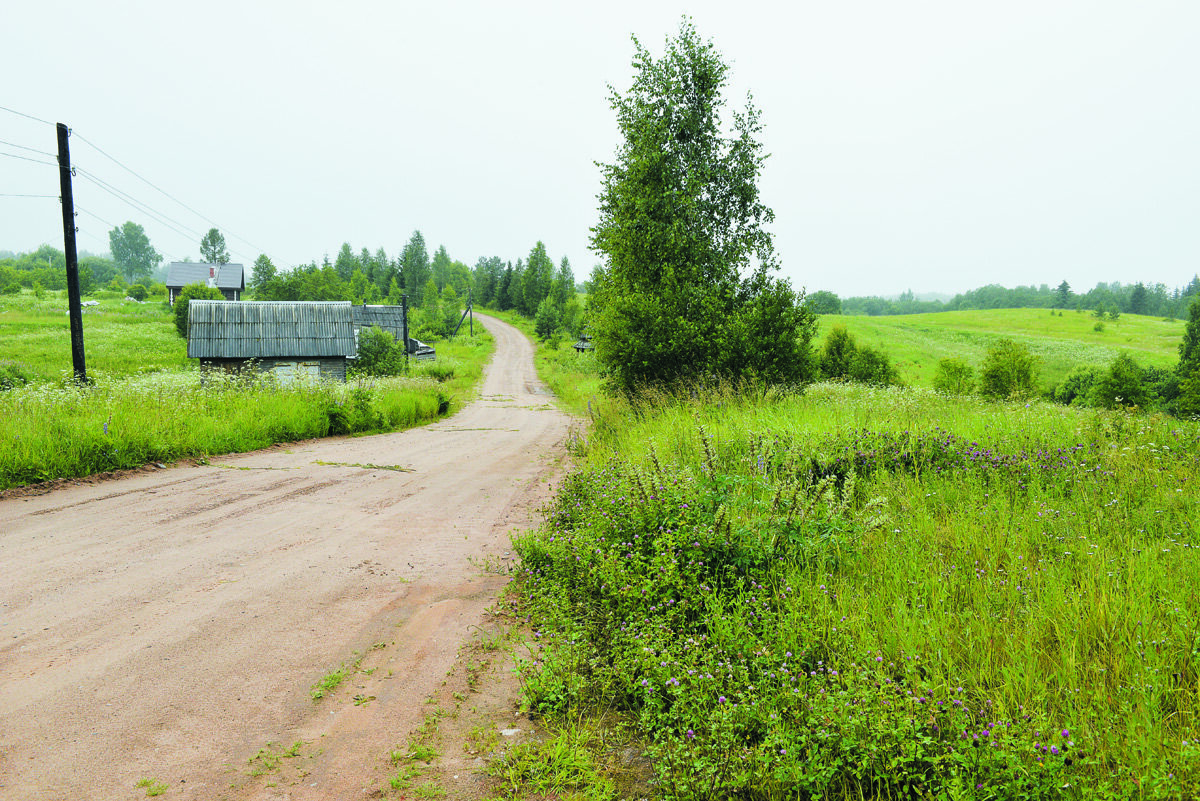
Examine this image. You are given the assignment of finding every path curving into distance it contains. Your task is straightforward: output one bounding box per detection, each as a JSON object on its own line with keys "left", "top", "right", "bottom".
{"left": 0, "top": 313, "right": 574, "bottom": 800}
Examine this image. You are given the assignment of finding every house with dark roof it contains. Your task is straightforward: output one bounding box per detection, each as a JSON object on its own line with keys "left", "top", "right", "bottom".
{"left": 186, "top": 300, "right": 356, "bottom": 382}
{"left": 166, "top": 262, "right": 245, "bottom": 305}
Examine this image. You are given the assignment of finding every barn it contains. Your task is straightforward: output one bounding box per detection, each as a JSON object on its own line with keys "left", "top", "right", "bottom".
{"left": 166, "top": 262, "right": 245, "bottom": 305}
{"left": 186, "top": 300, "right": 356, "bottom": 382}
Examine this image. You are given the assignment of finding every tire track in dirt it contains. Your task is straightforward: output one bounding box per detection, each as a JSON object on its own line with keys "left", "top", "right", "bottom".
{"left": 0, "top": 313, "right": 573, "bottom": 800}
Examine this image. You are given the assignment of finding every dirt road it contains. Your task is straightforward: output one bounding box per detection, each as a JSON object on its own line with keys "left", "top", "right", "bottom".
{"left": 0, "top": 313, "right": 574, "bottom": 800}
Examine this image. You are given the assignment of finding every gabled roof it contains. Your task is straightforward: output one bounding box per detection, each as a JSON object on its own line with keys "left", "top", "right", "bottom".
{"left": 187, "top": 301, "right": 356, "bottom": 359}
{"left": 352, "top": 304, "right": 407, "bottom": 340}
{"left": 166, "top": 262, "right": 245, "bottom": 292}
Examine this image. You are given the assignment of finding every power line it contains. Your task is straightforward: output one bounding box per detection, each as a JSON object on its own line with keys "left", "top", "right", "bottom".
{"left": 0, "top": 138, "right": 56, "bottom": 158}
{"left": 0, "top": 104, "right": 54, "bottom": 126}
{"left": 75, "top": 167, "right": 206, "bottom": 243}
{"left": 0, "top": 150, "right": 57, "bottom": 167}
{"left": 0, "top": 193, "right": 57, "bottom": 198}
{"left": 71, "top": 130, "right": 269, "bottom": 257}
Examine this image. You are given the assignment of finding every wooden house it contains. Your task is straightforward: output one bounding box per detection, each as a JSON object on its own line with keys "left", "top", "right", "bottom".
{"left": 166, "top": 262, "right": 245, "bottom": 305}
{"left": 186, "top": 300, "right": 356, "bottom": 382}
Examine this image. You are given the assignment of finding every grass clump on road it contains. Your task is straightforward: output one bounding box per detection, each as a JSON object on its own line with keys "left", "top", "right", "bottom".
{"left": 512, "top": 383, "right": 1200, "bottom": 800}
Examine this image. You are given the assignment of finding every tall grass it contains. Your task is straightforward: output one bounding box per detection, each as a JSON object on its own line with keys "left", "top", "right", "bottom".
{"left": 512, "top": 383, "right": 1200, "bottom": 799}
{"left": 0, "top": 329, "right": 494, "bottom": 490}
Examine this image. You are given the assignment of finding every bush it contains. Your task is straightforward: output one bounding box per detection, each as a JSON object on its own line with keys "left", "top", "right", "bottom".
{"left": 931, "top": 357, "right": 975, "bottom": 395}
{"left": 819, "top": 326, "right": 898, "bottom": 386}
{"left": 127, "top": 284, "right": 148, "bottom": 301}
{"left": 979, "top": 338, "right": 1038, "bottom": 399}
{"left": 1089, "top": 352, "right": 1147, "bottom": 410}
{"left": 1052, "top": 364, "right": 1104, "bottom": 406}
{"left": 173, "top": 283, "right": 224, "bottom": 337}
{"left": 350, "top": 326, "right": 405, "bottom": 378}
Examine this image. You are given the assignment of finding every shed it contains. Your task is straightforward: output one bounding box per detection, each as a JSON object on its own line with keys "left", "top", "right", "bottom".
{"left": 186, "top": 300, "right": 356, "bottom": 382}
{"left": 166, "top": 262, "right": 245, "bottom": 305}
{"left": 351, "top": 303, "right": 435, "bottom": 360}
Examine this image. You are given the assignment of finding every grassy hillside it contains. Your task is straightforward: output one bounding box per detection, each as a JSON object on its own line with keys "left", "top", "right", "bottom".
{"left": 820, "top": 308, "right": 1185, "bottom": 390}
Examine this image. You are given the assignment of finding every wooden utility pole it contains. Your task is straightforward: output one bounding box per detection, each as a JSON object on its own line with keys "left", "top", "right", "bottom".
{"left": 400, "top": 294, "right": 410, "bottom": 373}
{"left": 56, "top": 122, "right": 87, "bottom": 383}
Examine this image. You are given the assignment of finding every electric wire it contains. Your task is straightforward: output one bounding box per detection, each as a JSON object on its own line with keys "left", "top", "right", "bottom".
{"left": 0, "top": 104, "right": 54, "bottom": 126}
{"left": 71, "top": 130, "right": 269, "bottom": 257}
{"left": 75, "top": 169, "right": 203, "bottom": 244}
{"left": 0, "top": 193, "right": 57, "bottom": 198}
{"left": 0, "top": 138, "right": 55, "bottom": 158}
{"left": 0, "top": 150, "right": 58, "bottom": 167}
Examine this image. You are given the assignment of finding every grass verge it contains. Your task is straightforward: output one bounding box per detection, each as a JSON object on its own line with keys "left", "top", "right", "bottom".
{"left": 510, "top": 382, "right": 1200, "bottom": 800}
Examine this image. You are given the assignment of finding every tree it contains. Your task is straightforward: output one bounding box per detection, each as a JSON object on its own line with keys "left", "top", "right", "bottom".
{"left": 108, "top": 221, "right": 161, "bottom": 283}
{"left": 1174, "top": 297, "right": 1200, "bottom": 417}
{"left": 1054, "top": 280, "right": 1072, "bottom": 309}
{"left": 932, "top": 357, "right": 975, "bottom": 395}
{"left": 431, "top": 245, "right": 453, "bottom": 292}
{"left": 250, "top": 254, "right": 277, "bottom": 293}
{"left": 401, "top": 231, "right": 431, "bottom": 307}
{"left": 173, "top": 282, "right": 224, "bottom": 338}
{"left": 589, "top": 20, "right": 815, "bottom": 393}
{"left": 1089, "top": 352, "right": 1147, "bottom": 409}
{"left": 199, "top": 228, "right": 230, "bottom": 264}
{"left": 979, "top": 339, "right": 1038, "bottom": 399}
{"left": 519, "top": 242, "right": 554, "bottom": 316}
{"left": 806, "top": 290, "right": 842, "bottom": 315}
{"left": 1129, "top": 282, "right": 1148, "bottom": 316}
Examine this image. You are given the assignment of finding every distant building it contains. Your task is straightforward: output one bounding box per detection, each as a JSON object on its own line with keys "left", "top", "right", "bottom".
{"left": 186, "top": 300, "right": 356, "bottom": 382}
{"left": 166, "top": 262, "right": 245, "bottom": 305}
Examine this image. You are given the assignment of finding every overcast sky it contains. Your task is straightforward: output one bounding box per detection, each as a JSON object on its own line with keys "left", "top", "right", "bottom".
{"left": 3, "top": 1, "right": 1197, "bottom": 298}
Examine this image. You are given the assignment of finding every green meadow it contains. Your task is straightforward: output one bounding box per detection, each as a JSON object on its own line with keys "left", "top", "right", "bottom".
{"left": 507, "top": 323, "right": 1200, "bottom": 800}
{"left": 0, "top": 291, "right": 188, "bottom": 382}
{"left": 820, "top": 309, "right": 1185, "bottom": 390}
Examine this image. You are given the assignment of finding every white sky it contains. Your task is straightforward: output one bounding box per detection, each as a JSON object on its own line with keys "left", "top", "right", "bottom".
{"left": 2, "top": 1, "right": 1197, "bottom": 298}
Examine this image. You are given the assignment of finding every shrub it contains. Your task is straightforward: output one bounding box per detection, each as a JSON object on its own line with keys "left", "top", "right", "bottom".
{"left": 350, "top": 326, "right": 405, "bottom": 378}
{"left": 1089, "top": 352, "right": 1147, "bottom": 410}
{"left": 127, "top": 284, "right": 148, "bottom": 301}
{"left": 819, "top": 326, "right": 898, "bottom": 386}
{"left": 931, "top": 357, "right": 975, "bottom": 395}
{"left": 979, "top": 338, "right": 1038, "bottom": 399}
{"left": 1052, "top": 364, "right": 1104, "bottom": 406}
{"left": 173, "top": 283, "right": 224, "bottom": 337}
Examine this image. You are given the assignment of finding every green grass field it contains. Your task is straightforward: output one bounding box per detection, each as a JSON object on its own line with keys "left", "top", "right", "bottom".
{"left": 0, "top": 291, "right": 188, "bottom": 382}
{"left": 820, "top": 308, "right": 1185, "bottom": 390}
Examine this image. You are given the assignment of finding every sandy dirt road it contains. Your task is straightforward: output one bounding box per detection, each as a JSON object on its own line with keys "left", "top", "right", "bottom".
{"left": 0, "top": 313, "right": 574, "bottom": 800}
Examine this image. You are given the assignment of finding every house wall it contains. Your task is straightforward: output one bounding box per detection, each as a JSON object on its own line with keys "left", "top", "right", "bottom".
{"left": 199, "top": 357, "right": 347, "bottom": 383}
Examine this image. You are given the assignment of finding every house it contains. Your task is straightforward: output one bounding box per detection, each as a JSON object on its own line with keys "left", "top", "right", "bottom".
{"left": 351, "top": 303, "right": 436, "bottom": 360}
{"left": 186, "top": 300, "right": 356, "bottom": 382}
{"left": 165, "top": 262, "right": 245, "bottom": 305}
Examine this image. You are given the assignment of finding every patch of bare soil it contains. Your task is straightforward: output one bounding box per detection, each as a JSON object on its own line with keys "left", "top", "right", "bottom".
{"left": 0, "top": 314, "right": 576, "bottom": 800}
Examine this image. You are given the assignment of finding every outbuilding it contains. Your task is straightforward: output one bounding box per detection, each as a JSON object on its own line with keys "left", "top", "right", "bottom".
{"left": 186, "top": 300, "right": 356, "bottom": 382}
{"left": 166, "top": 262, "right": 245, "bottom": 305}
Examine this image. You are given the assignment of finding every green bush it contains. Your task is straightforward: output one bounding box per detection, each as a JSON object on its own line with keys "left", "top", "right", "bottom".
{"left": 349, "top": 326, "right": 405, "bottom": 378}
{"left": 127, "top": 283, "right": 149, "bottom": 301}
{"left": 1053, "top": 364, "right": 1104, "bottom": 406}
{"left": 979, "top": 338, "right": 1038, "bottom": 399}
{"left": 1089, "top": 352, "right": 1147, "bottom": 410}
{"left": 931, "top": 357, "right": 975, "bottom": 395}
{"left": 0, "top": 361, "right": 36, "bottom": 390}
{"left": 819, "top": 325, "right": 898, "bottom": 386}
{"left": 173, "top": 283, "right": 224, "bottom": 338}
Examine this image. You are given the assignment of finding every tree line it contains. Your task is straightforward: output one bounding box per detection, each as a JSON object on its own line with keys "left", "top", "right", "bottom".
{"left": 825, "top": 278, "right": 1200, "bottom": 319}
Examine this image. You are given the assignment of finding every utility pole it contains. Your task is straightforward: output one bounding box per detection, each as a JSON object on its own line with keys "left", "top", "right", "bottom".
{"left": 56, "top": 122, "right": 87, "bottom": 383}
{"left": 400, "top": 294, "right": 409, "bottom": 373}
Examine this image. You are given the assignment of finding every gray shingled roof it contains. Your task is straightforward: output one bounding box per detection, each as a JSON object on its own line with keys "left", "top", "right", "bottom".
{"left": 186, "top": 301, "right": 356, "bottom": 359}
{"left": 166, "top": 262, "right": 245, "bottom": 292}
{"left": 352, "top": 304, "right": 407, "bottom": 340}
